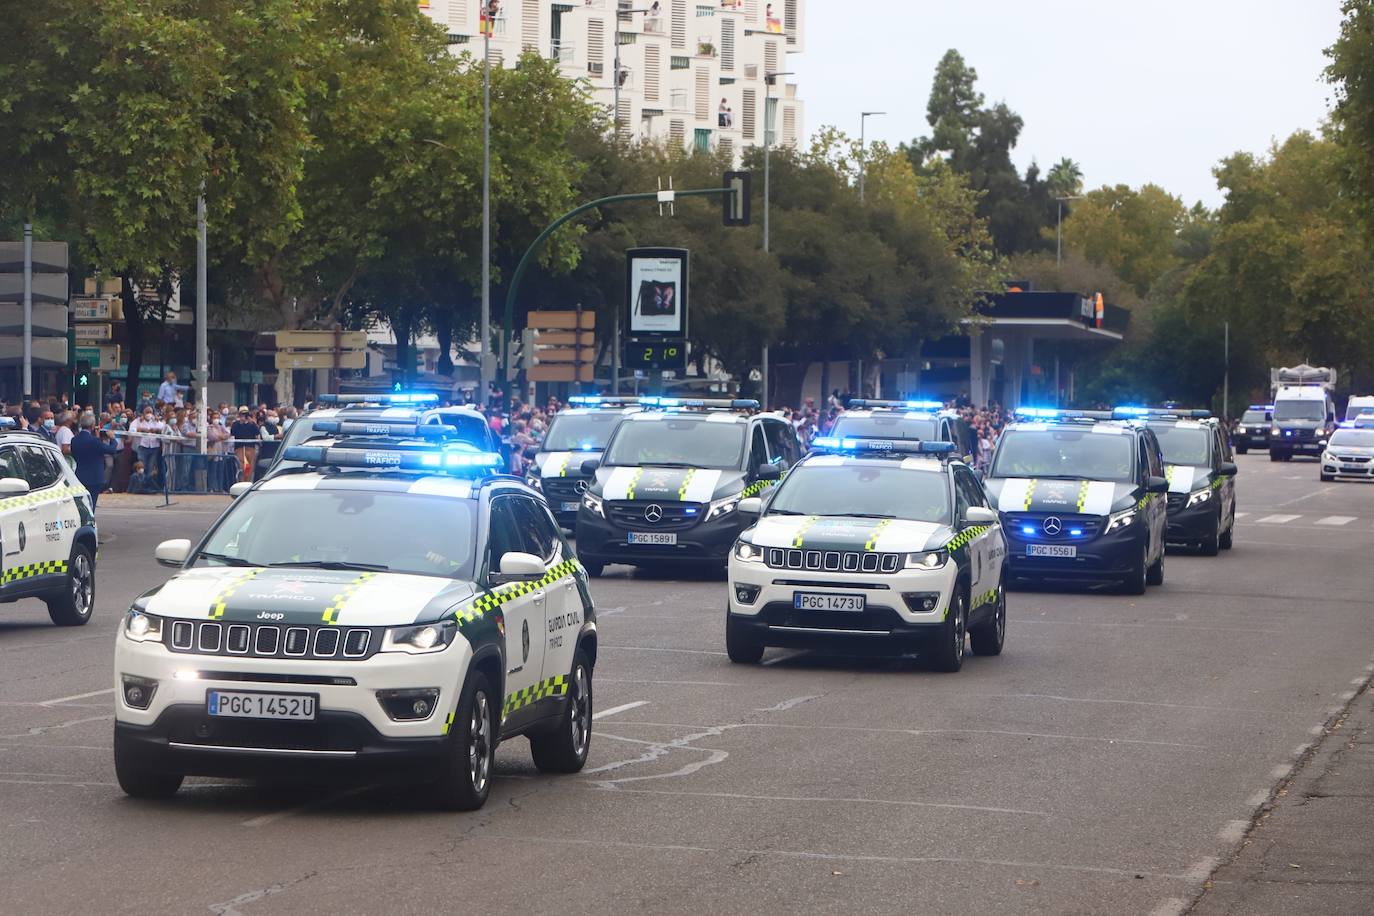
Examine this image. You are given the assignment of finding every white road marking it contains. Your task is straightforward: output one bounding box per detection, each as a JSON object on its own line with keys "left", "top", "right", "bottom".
{"left": 1273, "top": 487, "right": 1334, "bottom": 508}
{"left": 0, "top": 777, "right": 119, "bottom": 788}
{"left": 1270, "top": 764, "right": 1292, "bottom": 779}
{"left": 1147, "top": 898, "right": 1188, "bottom": 916}
{"left": 1217, "top": 819, "right": 1248, "bottom": 843}
{"left": 601, "top": 646, "right": 729, "bottom": 657}
{"left": 970, "top": 692, "right": 1262, "bottom": 713}
{"left": 1316, "top": 516, "right": 1357, "bottom": 526}
{"left": 755, "top": 695, "right": 818, "bottom": 712}
{"left": 1246, "top": 789, "right": 1270, "bottom": 807}
{"left": 38, "top": 687, "right": 114, "bottom": 707}
{"left": 1233, "top": 511, "right": 1248, "bottom": 518}
{"left": 1257, "top": 514, "right": 1300, "bottom": 524}
{"left": 600, "top": 678, "right": 742, "bottom": 687}
{"left": 593, "top": 701, "right": 648, "bottom": 720}
{"left": 595, "top": 786, "right": 1050, "bottom": 817}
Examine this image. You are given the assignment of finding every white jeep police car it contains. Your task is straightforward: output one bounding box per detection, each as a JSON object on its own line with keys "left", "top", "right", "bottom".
{"left": 0, "top": 421, "right": 97, "bottom": 626}
{"left": 113, "top": 428, "right": 596, "bottom": 810}
{"left": 727, "top": 437, "right": 1006, "bottom": 672}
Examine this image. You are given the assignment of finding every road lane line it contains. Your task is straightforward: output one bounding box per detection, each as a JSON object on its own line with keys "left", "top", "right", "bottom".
{"left": 593, "top": 701, "right": 648, "bottom": 720}
{"left": 1272, "top": 487, "right": 1333, "bottom": 508}
{"left": 1147, "top": 898, "right": 1188, "bottom": 916}
{"left": 756, "top": 695, "right": 818, "bottom": 712}
{"left": 968, "top": 693, "right": 1264, "bottom": 713}
{"left": 1315, "top": 515, "right": 1357, "bottom": 526}
{"left": 1217, "top": 819, "right": 1248, "bottom": 843}
{"left": 1233, "top": 511, "right": 1248, "bottom": 518}
{"left": 600, "top": 678, "right": 742, "bottom": 687}
{"left": 593, "top": 786, "right": 1050, "bottom": 817}
{"left": 1256, "top": 514, "right": 1300, "bottom": 524}
{"left": 38, "top": 687, "right": 114, "bottom": 707}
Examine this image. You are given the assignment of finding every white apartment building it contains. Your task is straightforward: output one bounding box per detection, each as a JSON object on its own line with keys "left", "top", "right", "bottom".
{"left": 419, "top": 0, "right": 804, "bottom": 161}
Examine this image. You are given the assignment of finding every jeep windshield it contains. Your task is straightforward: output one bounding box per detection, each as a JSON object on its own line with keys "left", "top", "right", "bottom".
{"left": 768, "top": 464, "right": 951, "bottom": 524}
{"left": 195, "top": 488, "right": 478, "bottom": 579}
{"left": 543, "top": 412, "right": 624, "bottom": 452}
{"left": 830, "top": 414, "right": 938, "bottom": 441}
{"left": 604, "top": 418, "right": 746, "bottom": 469}
{"left": 1150, "top": 426, "right": 1211, "bottom": 466}
{"left": 990, "top": 429, "right": 1136, "bottom": 483}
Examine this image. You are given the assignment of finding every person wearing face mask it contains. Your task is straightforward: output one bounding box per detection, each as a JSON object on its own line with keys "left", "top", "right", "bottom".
{"left": 131, "top": 407, "right": 167, "bottom": 489}
{"left": 206, "top": 408, "right": 231, "bottom": 491}
{"left": 36, "top": 410, "right": 57, "bottom": 442}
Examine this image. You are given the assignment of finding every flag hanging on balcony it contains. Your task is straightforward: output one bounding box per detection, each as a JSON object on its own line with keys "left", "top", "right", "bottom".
{"left": 480, "top": 0, "right": 498, "bottom": 36}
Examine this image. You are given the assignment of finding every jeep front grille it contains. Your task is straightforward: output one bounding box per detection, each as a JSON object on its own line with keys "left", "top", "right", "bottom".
{"left": 164, "top": 621, "right": 379, "bottom": 661}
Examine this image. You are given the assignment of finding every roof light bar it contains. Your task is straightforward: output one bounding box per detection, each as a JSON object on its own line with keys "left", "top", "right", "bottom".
{"left": 567, "top": 395, "right": 640, "bottom": 407}
{"left": 0, "top": 417, "right": 15, "bottom": 430}
{"left": 638, "top": 396, "right": 759, "bottom": 410}
{"left": 316, "top": 393, "right": 440, "bottom": 406}
{"left": 282, "top": 442, "right": 502, "bottom": 472}
{"left": 1013, "top": 407, "right": 1116, "bottom": 422}
{"left": 846, "top": 399, "right": 945, "bottom": 411}
{"left": 312, "top": 420, "right": 456, "bottom": 439}
{"left": 1248, "top": 404, "right": 1275, "bottom": 411}
{"left": 1113, "top": 406, "right": 1212, "bottom": 419}
{"left": 811, "top": 436, "right": 957, "bottom": 455}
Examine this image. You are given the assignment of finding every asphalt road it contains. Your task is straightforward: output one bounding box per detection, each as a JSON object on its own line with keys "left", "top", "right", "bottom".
{"left": 2, "top": 453, "right": 1373, "bottom": 915}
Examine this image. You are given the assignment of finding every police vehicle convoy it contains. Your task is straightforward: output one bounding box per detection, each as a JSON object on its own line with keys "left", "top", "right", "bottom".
{"left": 829, "top": 400, "right": 973, "bottom": 459}
{"left": 1133, "top": 408, "right": 1237, "bottom": 555}
{"left": 0, "top": 418, "right": 98, "bottom": 626}
{"left": 1232, "top": 405, "right": 1273, "bottom": 455}
{"left": 1320, "top": 422, "right": 1374, "bottom": 481}
{"left": 983, "top": 408, "right": 1169, "bottom": 594}
{"left": 526, "top": 396, "right": 641, "bottom": 528}
{"left": 726, "top": 437, "right": 1006, "bottom": 671}
{"left": 113, "top": 426, "right": 596, "bottom": 811}
{"left": 575, "top": 398, "right": 801, "bottom": 576}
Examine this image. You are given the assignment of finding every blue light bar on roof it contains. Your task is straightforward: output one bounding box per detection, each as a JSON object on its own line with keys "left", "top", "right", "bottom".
{"left": 1112, "top": 406, "right": 1152, "bottom": 416}
{"left": 317, "top": 392, "right": 439, "bottom": 406}
{"left": 847, "top": 398, "right": 944, "bottom": 411}
{"left": 1014, "top": 407, "right": 1060, "bottom": 418}
{"left": 313, "top": 420, "right": 455, "bottom": 439}
{"left": 0, "top": 416, "right": 15, "bottom": 429}
{"left": 638, "top": 396, "right": 759, "bottom": 410}
{"left": 282, "top": 443, "right": 501, "bottom": 472}
{"left": 811, "top": 436, "right": 956, "bottom": 455}
{"left": 1113, "top": 406, "right": 1212, "bottom": 419}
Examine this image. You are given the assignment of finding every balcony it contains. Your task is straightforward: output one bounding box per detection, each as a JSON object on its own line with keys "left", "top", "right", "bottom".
{"left": 695, "top": 38, "right": 717, "bottom": 58}
{"left": 550, "top": 39, "right": 576, "bottom": 64}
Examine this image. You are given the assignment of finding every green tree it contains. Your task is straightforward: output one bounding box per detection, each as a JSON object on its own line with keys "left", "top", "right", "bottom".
{"left": 1326, "top": 0, "right": 1374, "bottom": 239}
{"left": 1046, "top": 158, "right": 1084, "bottom": 197}
{"left": 1060, "top": 184, "right": 1187, "bottom": 297}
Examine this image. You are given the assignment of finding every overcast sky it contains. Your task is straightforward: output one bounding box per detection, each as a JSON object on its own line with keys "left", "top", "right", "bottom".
{"left": 792, "top": 1, "right": 1343, "bottom": 208}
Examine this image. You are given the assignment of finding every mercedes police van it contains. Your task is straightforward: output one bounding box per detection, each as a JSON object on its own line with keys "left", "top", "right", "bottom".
{"left": 575, "top": 398, "right": 801, "bottom": 576}
{"left": 727, "top": 437, "right": 1006, "bottom": 671}
{"left": 0, "top": 418, "right": 98, "bottom": 626}
{"left": 526, "top": 397, "right": 641, "bottom": 528}
{"left": 1270, "top": 385, "right": 1334, "bottom": 461}
{"left": 983, "top": 408, "right": 1169, "bottom": 593}
{"left": 113, "top": 425, "right": 597, "bottom": 811}
{"left": 1134, "top": 408, "right": 1238, "bottom": 555}
{"left": 829, "top": 400, "right": 972, "bottom": 459}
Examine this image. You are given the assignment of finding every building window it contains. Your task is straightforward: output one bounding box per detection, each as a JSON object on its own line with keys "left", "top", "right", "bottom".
{"left": 694, "top": 128, "right": 712, "bottom": 154}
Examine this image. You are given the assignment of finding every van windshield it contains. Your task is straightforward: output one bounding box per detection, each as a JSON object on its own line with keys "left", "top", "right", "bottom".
{"left": 1273, "top": 400, "right": 1325, "bottom": 421}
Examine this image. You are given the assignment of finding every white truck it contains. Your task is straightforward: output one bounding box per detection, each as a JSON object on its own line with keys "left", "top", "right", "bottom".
{"left": 1269, "top": 365, "right": 1336, "bottom": 462}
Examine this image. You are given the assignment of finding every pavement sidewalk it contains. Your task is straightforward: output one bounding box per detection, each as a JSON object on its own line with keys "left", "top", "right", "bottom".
{"left": 96, "top": 492, "right": 233, "bottom": 510}
{"left": 1189, "top": 682, "right": 1374, "bottom": 915}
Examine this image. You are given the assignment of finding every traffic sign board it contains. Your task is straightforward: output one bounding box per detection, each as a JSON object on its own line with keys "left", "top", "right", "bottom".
{"left": 527, "top": 310, "right": 595, "bottom": 330}
{"left": 275, "top": 349, "right": 366, "bottom": 370}
{"left": 75, "top": 344, "right": 120, "bottom": 370}
{"left": 275, "top": 329, "right": 368, "bottom": 350}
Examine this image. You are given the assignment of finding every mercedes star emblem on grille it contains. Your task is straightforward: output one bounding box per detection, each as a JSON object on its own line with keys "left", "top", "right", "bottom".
{"left": 1042, "top": 516, "right": 1063, "bottom": 536}
{"left": 574, "top": 479, "right": 589, "bottom": 494}
{"left": 643, "top": 504, "right": 664, "bottom": 523}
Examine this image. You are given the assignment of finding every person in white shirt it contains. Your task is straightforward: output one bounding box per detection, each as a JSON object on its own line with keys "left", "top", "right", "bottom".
{"left": 53, "top": 411, "right": 76, "bottom": 460}
{"left": 131, "top": 407, "right": 167, "bottom": 488}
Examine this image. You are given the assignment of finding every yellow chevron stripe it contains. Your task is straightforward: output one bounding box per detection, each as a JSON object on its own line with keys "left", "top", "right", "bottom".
{"left": 209, "top": 569, "right": 263, "bottom": 620}
{"left": 1075, "top": 480, "right": 1090, "bottom": 512}
{"left": 864, "top": 519, "right": 893, "bottom": 552}
{"left": 320, "top": 571, "right": 378, "bottom": 625}
{"left": 1022, "top": 479, "right": 1038, "bottom": 511}
{"left": 677, "top": 468, "right": 697, "bottom": 501}
{"left": 625, "top": 467, "right": 645, "bottom": 500}
{"left": 791, "top": 515, "right": 819, "bottom": 549}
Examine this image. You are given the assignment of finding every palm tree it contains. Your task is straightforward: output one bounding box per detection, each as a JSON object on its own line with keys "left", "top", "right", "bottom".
{"left": 1047, "top": 157, "right": 1084, "bottom": 197}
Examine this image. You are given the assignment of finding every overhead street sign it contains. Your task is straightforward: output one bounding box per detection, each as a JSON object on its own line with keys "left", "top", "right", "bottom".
{"left": 72, "top": 297, "right": 119, "bottom": 321}
{"left": 275, "top": 329, "right": 368, "bottom": 350}
{"left": 75, "top": 322, "right": 113, "bottom": 342}
{"left": 75, "top": 344, "right": 120, "bottom": 371}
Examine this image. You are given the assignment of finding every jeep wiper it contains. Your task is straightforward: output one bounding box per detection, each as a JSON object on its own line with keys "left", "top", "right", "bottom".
{"left": 843, "top": 513, "right": 899, "bottom": 519}
{"left": 196, "top": 551, "right": 254, "bottom": 567}
{"left": 267, "top": 560, "right": 390, "bottom": 572}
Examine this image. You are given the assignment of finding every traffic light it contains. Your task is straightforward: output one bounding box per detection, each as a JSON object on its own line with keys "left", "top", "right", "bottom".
{"left": 521, "top": 329, "right": 541, "bottom": 369}
{"left": 723, "top": 171, "right": 751, "bottom": 226}
{"left": 74, "top": 360, "right": 92, "bottom": 406}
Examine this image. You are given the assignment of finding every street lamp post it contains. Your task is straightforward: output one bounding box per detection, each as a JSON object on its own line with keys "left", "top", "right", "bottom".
{"left": 1055, "top": 195, "right": 1083, "bottom": 267}
{"left": 858, "top": 110, "right": 885, "bottom": 204}
{"left": 762, "top": 69, "right": 794, "bottom": 410}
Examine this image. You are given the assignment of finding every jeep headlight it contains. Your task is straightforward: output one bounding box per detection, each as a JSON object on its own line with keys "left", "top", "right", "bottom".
{"left": 904, "top": 549, "right": 948, "bottom": 569}
{"left": 707, "top": 494, "right": 741, "bottom": 521}
{"left": 123, "top": 609, "right": 164, "bottom": 643}
{"left": 1186, "top": 487, "right": 1213, "bottom": 507}
{"left": 381, "top": 620, "right": 458, "bottom": 654}
{"left": 581, "top": 492, "right": 604, "bottom": 517}
{"left": 1105, "top": 507, "right": 1137, "bottom": 533}
{"left": 733, "top": 539, "right": 763, "bottom": 563}
{"left": 1237, "top": 425, "right": 1247, "bottom": 433}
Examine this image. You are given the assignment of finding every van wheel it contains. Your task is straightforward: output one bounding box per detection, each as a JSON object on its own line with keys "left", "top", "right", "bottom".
{"left": 1146, "top": 544, "right": 1165, "bottom": 584}
{"left": 530, "top": 651, "right": 593, "bottom": 774}
{"left": 434, "top": 670, "right": 496, "bottom": 811}
{"left": 1219, "top": 511, "right": 1234, "bottom": 550}
{"left": 1122, "top": 543, "right": 1148, "bottom": 595}
{"left": 46, "top": 543, "right": 95, "bottom": 627}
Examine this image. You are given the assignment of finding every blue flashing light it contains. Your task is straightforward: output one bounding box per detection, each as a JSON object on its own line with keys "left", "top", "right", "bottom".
{"left": 684, "top": 508, "right": 698, "bottom": 515}
{"left": 0, "top": 416, "right": 15, "bottom": 430}
{"left": 1014, "top": 407, "right": 1061, "bottom": 419}
{"left": 1113, "top": 406, "right": 1151, "bottom": 417}
{"left": 578, "top": 441, "right": 596, "bottom": 451}
{"left": 905, "top": 400, "right": 944, "bottom": 410}
{"left": 568, "top": 396, "right": 603, "bottom": 405}
{"left": 812, "top": 436, "right": 839, "bottom": 449}
{"left": 388, "top": 393, "right": 439, "bottom": 404}
{"left": 1021, "top": 526, "right": 1035, "bottom": 536}
{"left": 1069, "top": 528, "right": 1083, "bottom": 536}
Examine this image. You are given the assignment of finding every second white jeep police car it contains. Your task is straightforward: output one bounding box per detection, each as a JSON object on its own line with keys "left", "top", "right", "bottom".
{"left": 726, "top": 437, "right": 1007, "bottom": 672}
{"left": 113, "top": 426, "right": 596, "bottom": 811}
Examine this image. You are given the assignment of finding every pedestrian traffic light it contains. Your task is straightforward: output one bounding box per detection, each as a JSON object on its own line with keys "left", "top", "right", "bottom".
{"left": 74, "top": 360, "right": 92, "bottom": 406}
{"left": 723, "top": 171, "right": 752, "bottom": 227}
